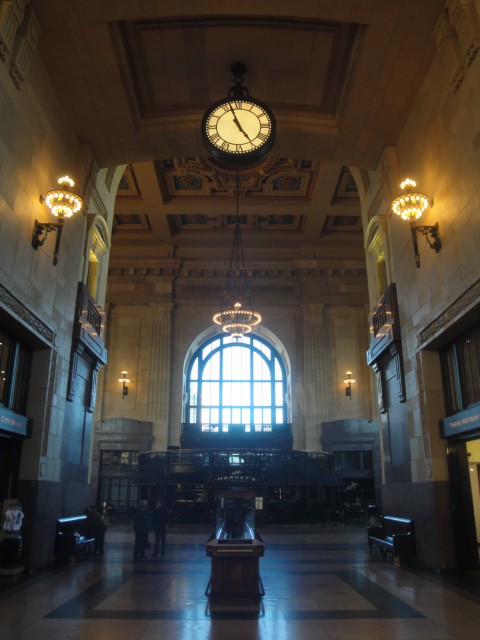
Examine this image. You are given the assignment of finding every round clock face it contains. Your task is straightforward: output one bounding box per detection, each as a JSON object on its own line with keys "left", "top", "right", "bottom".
{"left": 202, "top": 98, "right": 275, "bottom": 164}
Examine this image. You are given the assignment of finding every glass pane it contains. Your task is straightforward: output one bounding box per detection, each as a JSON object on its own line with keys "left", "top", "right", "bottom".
{"left": 190, "top": 381, "right": 198, "bottom": 406}
{"left": 231, "top": 408, "right": 241, "bottom": 423}
{"left": 222, "top": 381, "right": 232, "bottom": 405}
{"left": 204, "top": 352, "right": 220, "bottom": 380}
{"left": 190, "top": 358, "right": 198, "bottom": 381}
{"left": 189, "top": 408, "right": 197, "bottom": 422}
{"left": 254, "top": 408, "right": 263, "bottom": 424}
{"left": 275, "top": 382, "right": 284, "bottom": 405}
{"left": 276, "top": 407, "right": 284, "bottom": 423}
{"left": 202, "top": 340, "right": 219, "bottom": 359}
{"left": 101, "top": 451, "right": 111, "bottom": 469}
{"left": 466, "top": 333, "right": 480, "bottom": 403}
{"left": 0, "top": 332, "right": 12, "bottom": 405}
{"left": 211, "top": 382, "right": 220, "bottom": 406}
{"left": 11, "top": 344, "right": 31, "bottom": 412}
{"left": 202, "top": 382, "right": 212, "bottom": 405}
{"left": 203, "top": 381, "right": 220, "bottom": 407}
{"left": 253, "top": 352, "right": 270, "bottom": 380}
{"left": 441, "top": 347, "right": 461, "bottom": 413}
{"left": 242, "top": 407, "right": 251, "bottom": 425}
{"left": 231, "top": 381, "right": 250, "bottom": 405}
{"left": 201, "top": 407, "right": 210, "bottom": 424}
{"left": 259, "top": 342, "right": 271, "bottom": 358}
{"left": 221, "top": 407, "right": 231, "bottom": 426}
{"left": 274, "top": 358, "right": 283, "bottom": 380}
{"left": 254, "top": 382, "right": 270, "bottom": 405}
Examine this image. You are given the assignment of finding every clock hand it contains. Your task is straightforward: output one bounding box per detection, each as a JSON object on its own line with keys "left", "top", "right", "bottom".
{"left": 229, "top": 104, "right": 251, "bottom": 141}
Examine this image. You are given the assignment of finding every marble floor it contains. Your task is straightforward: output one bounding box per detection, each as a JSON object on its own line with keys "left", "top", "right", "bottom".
{"left": 0, "top": 523, "right": 479, "bottom": 640}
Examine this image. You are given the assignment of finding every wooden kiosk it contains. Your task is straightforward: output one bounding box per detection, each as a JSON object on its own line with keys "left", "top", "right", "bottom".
{"left": 206, "top": 491, "right": 264, "bottom": 614}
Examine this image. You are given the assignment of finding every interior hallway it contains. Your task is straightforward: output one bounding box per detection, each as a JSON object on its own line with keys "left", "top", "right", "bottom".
{"left": 1, "top": 524, "right": 479, "bottom": 640}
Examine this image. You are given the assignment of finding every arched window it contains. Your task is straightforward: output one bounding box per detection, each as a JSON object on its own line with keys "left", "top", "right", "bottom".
{"left": 186, "top": 334, "right": 287, "bottom": 431}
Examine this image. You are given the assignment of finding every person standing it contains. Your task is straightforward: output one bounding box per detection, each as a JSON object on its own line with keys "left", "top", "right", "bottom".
{"left": 150, "top": 499, "right": 168, "bottom": 557}
{"left": 133, "top": 500, "right": 150, "bottom": 560}
{"left": 84, "top": 507, "right": 107, "bottom": 555}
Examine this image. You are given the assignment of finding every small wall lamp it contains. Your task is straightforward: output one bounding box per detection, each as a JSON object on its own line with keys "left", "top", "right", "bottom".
{"left": 344, "top": 371, "right": 355, "bottom": 399}
{"left": 391, "top": 179, "right": 441, "bottom": 268}
{"left": 118, "top": 371, "right": 130, "bottom": 399}
{"left": 32, "top": 176, "right": 83, "bottom": 265}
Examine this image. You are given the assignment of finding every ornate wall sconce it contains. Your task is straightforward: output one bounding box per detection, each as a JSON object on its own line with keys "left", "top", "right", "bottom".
{"left": 32, "top": 176, "right": 83, "bottom": 265}
{"left": 344, "top": 371, "right": 355, "bottom": 399}
{"left": 118, "top": 371, "right": 130, "bottom": 399}
{"left": 391, "top": 179, "right": 441, "bottom": 268}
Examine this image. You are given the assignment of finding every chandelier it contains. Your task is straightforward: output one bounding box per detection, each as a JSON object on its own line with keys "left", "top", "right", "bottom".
{"left": 212, "top": 173, "right": 262, "bottom": 339}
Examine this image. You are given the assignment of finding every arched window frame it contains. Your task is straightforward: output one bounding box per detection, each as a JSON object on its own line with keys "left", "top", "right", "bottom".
{"left": 185, "top": 334, "right": 288, "bottom": 431}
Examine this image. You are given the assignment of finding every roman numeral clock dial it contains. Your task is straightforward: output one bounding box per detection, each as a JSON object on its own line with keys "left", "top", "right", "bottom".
{"left": 201, "top": 64, "right": 276, "bottom": 168}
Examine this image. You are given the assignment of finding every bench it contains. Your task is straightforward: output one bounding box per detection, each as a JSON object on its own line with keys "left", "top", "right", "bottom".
{"left": 55, "top": 515, "right": 95, "bottom": 561}
{"left": 367, "top": 515, "right": 416, "bottom": 564}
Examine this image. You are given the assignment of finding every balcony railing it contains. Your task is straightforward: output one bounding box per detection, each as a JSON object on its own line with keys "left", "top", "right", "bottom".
{"left": 136, "top": 447, "right": 341, "bottom": 488}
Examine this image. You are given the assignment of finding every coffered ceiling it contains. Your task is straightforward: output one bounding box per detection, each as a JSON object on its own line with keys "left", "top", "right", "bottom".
{"left": 31, "top": 1, "right": 443, "bottom": 261}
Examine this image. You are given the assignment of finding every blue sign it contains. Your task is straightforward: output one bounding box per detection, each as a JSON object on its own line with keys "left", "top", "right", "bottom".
{"left": 441, "top": 405, "right": 480, "bottom": 438}
{"left": 0, "top": 406, "right": 29, "bottom": 437}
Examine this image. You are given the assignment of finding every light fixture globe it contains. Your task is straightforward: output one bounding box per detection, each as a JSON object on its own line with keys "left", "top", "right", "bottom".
{"left": 391, "top": 178, "right": 429, "bottom": 221}
{"left": 44, "top": 176, "right": 83, "bottom": 218}
{"left": 213, "top": 302, "right": 262, "bottom": 338}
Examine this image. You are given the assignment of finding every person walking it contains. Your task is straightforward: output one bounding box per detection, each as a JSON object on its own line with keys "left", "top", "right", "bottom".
{"left": 150, "top": 499, "right": 168, "bottom": 557}
{"left": 133, "top": 499, "right": 150, "bottom": 560}
{"left": 84, "top": 506, "right": 107, "bottom": 556}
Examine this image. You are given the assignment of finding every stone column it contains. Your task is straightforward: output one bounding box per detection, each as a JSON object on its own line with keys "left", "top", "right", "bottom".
{"left": 147, "top": 303, "right": 173, "bottom": 450}
{"left": 301, "top": 304, "right": 326, "bottom": 451}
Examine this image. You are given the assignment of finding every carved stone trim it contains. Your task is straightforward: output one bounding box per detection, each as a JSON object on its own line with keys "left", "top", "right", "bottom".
{"left": 0, "top": 283, "right": 55, "bottom": 345}
{"left": 372, "top": 363, "right": 386, "bottom": 414}
{"left": 9, "top": 4, "right": 41, "bottom": 88}
{"left": 0, "top": 0, "right": 25, "bottom": 62}
{"left": 418, "top": 277, "right": 480, "bottom": 348}
{"left": 447, "top": 0, "right": 480, "bottom": 65}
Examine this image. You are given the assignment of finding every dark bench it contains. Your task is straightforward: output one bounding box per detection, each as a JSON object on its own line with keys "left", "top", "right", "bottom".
{"left": 367, "top": 515, "right": 416, "bottom": 563}
{"left": 55, "top": 515, "right": 95, "bottom": 561}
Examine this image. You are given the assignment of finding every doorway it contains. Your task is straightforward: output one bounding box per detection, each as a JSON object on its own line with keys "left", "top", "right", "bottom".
{"left": 446, "top": 441, "right": 480, "bottom": 570}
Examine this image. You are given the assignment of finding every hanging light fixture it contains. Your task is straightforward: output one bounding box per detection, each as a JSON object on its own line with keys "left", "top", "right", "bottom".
{"left": 212, "top": 172, "right": 262, "bottom": 339}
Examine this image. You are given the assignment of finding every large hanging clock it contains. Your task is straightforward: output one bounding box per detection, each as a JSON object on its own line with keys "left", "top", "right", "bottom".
{"left": 201, "top": 63, "right": 276, "bottom": 168}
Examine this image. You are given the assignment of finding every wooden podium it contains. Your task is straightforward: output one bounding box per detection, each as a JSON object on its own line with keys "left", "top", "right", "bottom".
{"left": 205, "top": 491, "right": 264, "bottom": 614}
{"left": 206, "top": 537, "right": 264, "bottom": 613}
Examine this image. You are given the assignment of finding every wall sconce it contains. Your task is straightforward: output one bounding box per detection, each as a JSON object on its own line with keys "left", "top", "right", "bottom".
{"left": 118, "top": 371, "right": 130, "bottom": 399}
{"left": 391, "top": 179, "right": 441, "bottom": 268}
{"left": 32, "top": 176, "right": 83, "bottom": 265}
{"left": 344, "top": 371, "right": 355, "bottom": 399}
